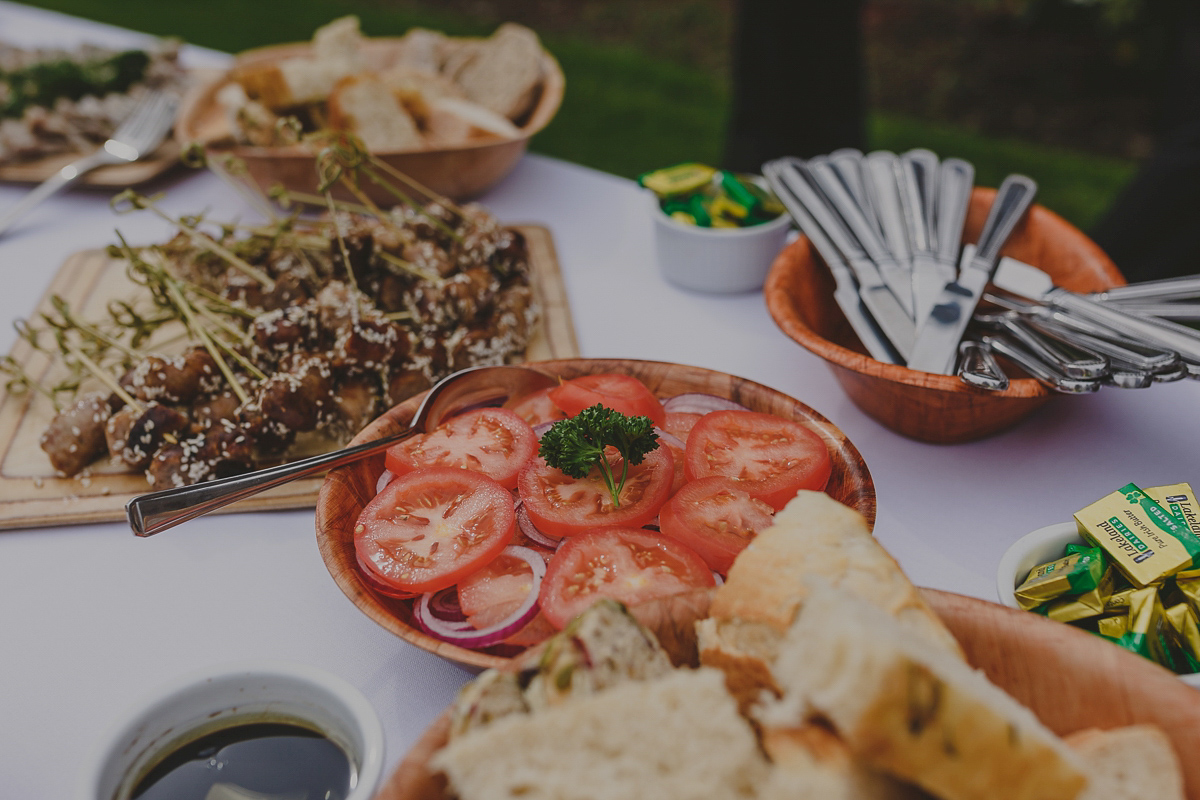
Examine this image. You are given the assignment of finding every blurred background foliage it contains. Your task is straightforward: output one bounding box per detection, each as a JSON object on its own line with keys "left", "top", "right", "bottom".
{"left": 16, "top": 0, "right": 1183, "bottom": 230}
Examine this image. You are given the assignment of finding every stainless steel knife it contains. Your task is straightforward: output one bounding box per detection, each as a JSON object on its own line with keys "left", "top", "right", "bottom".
{"left": 1091, "top": 274, "right": 1200, "bottom": 303}
{"left": 807, "top": 158, "right": 917, "bottom": 318}
{"left": 896, "top": 149, "right": 947, "bottom": 325}
{"left": 768, "top": 158, "right": 916, "bottom": 359}
{"left": 826, "top": 148, "right": 878, "bottom": 235}
{"left": 762, "top": 160, "right": 903, "bottom": 364}
{"left": 929, "top": 157, "right": 974, "bottom": 316}
{"left": 992, "top": 256, "right": 1200, "bottom": 365}
{"left": 906, "top": 173, "right": 1039, "bottom": 375}
{"left": 862, "top": 150, "right": 913, "bottom": 270}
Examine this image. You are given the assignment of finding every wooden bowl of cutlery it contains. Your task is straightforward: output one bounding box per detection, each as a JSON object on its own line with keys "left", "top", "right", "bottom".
{"left": 764, "top": 188, "right": 1127, "bottom": 443}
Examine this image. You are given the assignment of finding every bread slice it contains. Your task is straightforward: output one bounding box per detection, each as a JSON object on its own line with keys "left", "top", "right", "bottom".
{"left": 432, "top": 667, "right": 767, "bottom": 800}
{"left": 698, "top": 490, "right": 961, "bottom": 708}
{"left": 762, "top": 583, "right": 1087, "bottom": 800}
{"left": 424, "top": 96, "right": 521, "bottom": 147}
{"left": 312, "top": 15, "right": 366, "bottom": 72}
{"left": 377, "top": 65, "right": 466, "bottom": 127}
{"left": 450, "top": 22, "right": 544, "bottom": 121}
{"left": 326, "top": 73, "right": 423, "bottom": 151}
{"left": 760, "top": 724, "right": 933, "bottom": 800}
{"left": 1067, "top": 725, "right": 1185, "bottom": 800}
{"left": 389, "top": 27, "right": 451, "bottom": 74}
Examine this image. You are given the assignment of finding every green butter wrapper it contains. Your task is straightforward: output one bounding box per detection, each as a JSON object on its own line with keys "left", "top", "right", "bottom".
{"left": 1115, "top": 586, "right": 1177, "bottom": 671}
{"left": 1043, "top": 567, "right": 1116, "bottom": 623}
{"left": 1165, "top": 602, "right": 1200, "bottom": 674}
{"left": 1015, "top": 547, "right": 1106, "bottom": 610}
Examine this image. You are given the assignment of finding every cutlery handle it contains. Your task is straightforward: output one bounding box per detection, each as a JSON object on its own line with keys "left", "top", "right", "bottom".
{"left": 973, "top": 174, "right": 1037, "bottom": 266}
{"left": 0, "top": 149, "right": 110, "bottom": 236}
{"left": 957, "top": 339, "right": 1009, "bottom": 391}
{"left": 935, "top": 158, "right": 974, "bottom": 268}
{"left": 826, "top": 148, "right": 876, "bottom": 229}
{"left": 767, "top": 158, "right": 869, "bottom": 261}
{"left": 126, "top": 427, "right": 419, "bottom": 537}
{"left": 1094, "top": 274, "right": 1200, "bottom": 303}
{"left": 897, "top": 149, "right": 938, "bottom": 256}
{"left": 982, "top": 334, "right": 1100, "bottom": 394}
{"left": 1048, "top": 290, "right": 1200, "bottom": 364}
{"left": 808, "top": 158, "right": 894, "bottom": 264}
{"left": 862, "top": 151, "right": 911, "bottom": 264}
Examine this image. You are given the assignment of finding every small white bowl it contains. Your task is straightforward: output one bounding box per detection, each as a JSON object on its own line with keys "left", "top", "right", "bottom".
{"left": 650, "top": 192, "right": 792, "bottom": 294}
{"left": 997, "top": 522, "right": 1200, "bottom": 689}
{"left": 76, "top": 660, "right": 385, "bottom": 800}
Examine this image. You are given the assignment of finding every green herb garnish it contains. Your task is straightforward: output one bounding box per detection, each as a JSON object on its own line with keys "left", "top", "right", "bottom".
{"left": 537, "top": 404, "right": 659, "bottom": 508}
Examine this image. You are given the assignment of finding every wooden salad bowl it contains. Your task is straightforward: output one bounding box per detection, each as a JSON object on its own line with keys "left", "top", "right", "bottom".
{"left": 314, "top": 358, "right": 874, "bottom": 670}
{"left": 373, "top": 588, "right": 1200, "bottom": 800}
{"left": 175, "top": 38, "right": 564, "bottom": 203}
{"left": 764, "top": 188, "right": 1126, "bottom": 443}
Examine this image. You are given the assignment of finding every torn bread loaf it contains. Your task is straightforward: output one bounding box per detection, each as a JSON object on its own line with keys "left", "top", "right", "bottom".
{"left": 449, "top": 22, "right": 545, "bottom": 121}
{"left": 326, "top": 73, "right": 424, "bottom": 151}
{"left": 759, "top": 724, "right": 933, "bottom": 800}
{"left": 762, "top": 583, "right": 1088, "bottom": 800}
{"left": 432, "top": 667, "right": 767, "bottom": 800}
{"left": 698, "top": 490, "right": 961, "bottom": 708}
{"left": 1067, "top": 725, "right": 1185, "bottom": 800}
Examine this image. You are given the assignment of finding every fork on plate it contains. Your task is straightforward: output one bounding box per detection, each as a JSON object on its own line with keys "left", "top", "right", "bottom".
{"left": 0, "top": 88, "right": 179, "bottom": 237}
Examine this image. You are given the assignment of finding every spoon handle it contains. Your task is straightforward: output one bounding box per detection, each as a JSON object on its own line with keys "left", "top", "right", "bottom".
{"left": 126, "top": 427, "right": 417, "bottom": 537}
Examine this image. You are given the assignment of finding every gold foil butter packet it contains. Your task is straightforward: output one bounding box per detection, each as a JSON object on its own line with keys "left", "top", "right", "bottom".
{"left": 1014, "top": 546, "right": 1107, "bottom": 610}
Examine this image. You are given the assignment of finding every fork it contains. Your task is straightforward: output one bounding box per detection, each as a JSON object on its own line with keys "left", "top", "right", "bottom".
{"left": 0, "top": 89, "right": 179, "bottom": 237}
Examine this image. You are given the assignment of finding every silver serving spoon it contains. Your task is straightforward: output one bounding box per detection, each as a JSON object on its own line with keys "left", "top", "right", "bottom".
{"left": 126, "top": 365, "right": 558, "bottom": 537}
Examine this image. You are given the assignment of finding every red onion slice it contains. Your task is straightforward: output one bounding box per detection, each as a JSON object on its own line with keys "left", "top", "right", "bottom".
{"left": 428, "top": 587, "right": 468, "bottom": 622}
{"left": 653, "top": 427, "right": 686, "bottom": 451}
{"left": 662, "top": 393, "right": 750, "bottom": 414}
{"left": 414, "top": 545, "right": 546, "bottom": 648}
{"left": 532, "top": 421, "right": 556, "bottom": 439}
{"left": 515, "top": 500, "right": 563, "bottom": 550}
{"left": 375, "top": 469, "right": 395, "bottom": 495}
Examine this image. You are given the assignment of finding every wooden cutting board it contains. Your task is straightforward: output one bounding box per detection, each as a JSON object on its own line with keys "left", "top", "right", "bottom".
{"left": 0, "top": 224, "right": 577, "bottom": 531}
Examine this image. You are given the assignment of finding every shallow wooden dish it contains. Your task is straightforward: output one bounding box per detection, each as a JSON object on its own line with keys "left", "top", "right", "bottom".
{"left": 175, "top": 38, "right": 564, "bottom": 203}
{"left": 315, "top": 358, "right": 874, "bottom": 670}
{"left": 764, "top": 188, "right": 1126, "bottom": 443}
{"left": 375, "top": 588, "right": 1200, "bottom": 800}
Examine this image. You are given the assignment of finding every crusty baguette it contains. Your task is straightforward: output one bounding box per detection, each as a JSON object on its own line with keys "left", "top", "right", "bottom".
{"left": 449, "top": 22, "right": 544, "bottom": 121}
{"left": 698, "top": 490, "right": 961, "bottom": 708}
{"left": 326, "top": 73, "right": 424, "bottom": 151}
{"left": 760, "top": 724, "right": 932, "bottom": 800}
{"left": 1067, "top": 725, "right": 1185, "bottom": 800}
{"left": 763, "top": 583, "right": 1087, "bottom": 800}
{"left": 432, "top": 668, "right": 767, "bottom": 800}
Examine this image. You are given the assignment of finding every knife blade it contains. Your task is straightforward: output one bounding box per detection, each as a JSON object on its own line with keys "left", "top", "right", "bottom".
{"left": 906, "top": 173, "right": 1038, "bottom": 375}
{"left": 992, "top": 256, "right": 1200, "bottom": 365}
{"left": 767, "top": 158, "right": 916, "bottom": 359}
{"left": 807, "top": 157, "right": 916, "bottom": 318}
{"left": 762, "top": 160, "right": 903, "bottom": 364}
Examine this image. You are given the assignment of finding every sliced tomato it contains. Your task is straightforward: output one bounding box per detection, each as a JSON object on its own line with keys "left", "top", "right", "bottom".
{"left": 684, "top": 410, "right": 832, "bottom": 510}
{"left": 663, "top": 411, "right": 703, "bottom": 444}
{"left": 354, "top": 467, "right": 515, "bottom": 594}
{"left": 548, "top": 374, "right": 666, "bottom": 426}
{"left": 457, "top": 547, "right": 548, "bottom": 629}
{"left": 384, "top": 407, "right": 537, "bottom": 490}
{"left": 506, "top": 386, "right": 567, "bottom": 427}
{"left": 658, "top": 476, "right": 776, "bottom": 574}
{"left": 539, "top": 527, "right": 715, "bottom": 629}
{"left": 517, "top": 443, "right": 674, "bottom": 537}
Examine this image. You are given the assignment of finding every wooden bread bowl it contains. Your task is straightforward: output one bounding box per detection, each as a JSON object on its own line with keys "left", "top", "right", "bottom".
{"left": 175, "top": 37, "right": 564, "bottom": 203}
{"left": 764, "top": 188, "right": 1126, "bottom": 443}
{"left": 314, "top": 358, "right": 874, "bottom": 670}
{"left": 374, "top": 588, "right": 1200, "bottom": 800}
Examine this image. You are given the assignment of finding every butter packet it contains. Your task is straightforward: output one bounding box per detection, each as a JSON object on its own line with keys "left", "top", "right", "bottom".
{"left": 1114, "top": 586, "right": 1176, "bottom": 671}
{"left": 1164, "top": 602, "right": 1200, "bottom": 674}
{"left": 1014, "top": 546, "right": 1106, "bottom": 610}
{"left": 1075, "top": 482, "right": 1200, "bottom": 587}
{"left": 1147, "top": 484, "right": 1200, "bottom": 580}
{"left": 1042, "top": 567, "right": 1116, "bottom": 623}
{"left": 1096, "top": 614, "right": 1129, "bottom": 640}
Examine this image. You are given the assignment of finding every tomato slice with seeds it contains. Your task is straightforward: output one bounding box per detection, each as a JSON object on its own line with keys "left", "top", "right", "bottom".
{"left": 662, "top": 411, "right": 703, "bottom": 444}
{"left": 384, "top": 407, "right": 537, "bottom": 490}
{"left": 354, "top": 467, "right": 515, "bottom": 594}
{"left": 684, "top": 410, "right": 832, "bottom": 510}
{"left": 548, "top": 374, "right": 667, "bottom": 426}
{"left": 457, "top": 548, "right": 554, "bottom": 647}
{"left": 506, "top": 386, "right": 568, "bottom": 427}
{"left": 658, "top": 476, "right": 776, "bottom": 574}
{"left": 517, "top": 443, "right": 674, "bottom": 537}
{"left": 538, "top": 527, "right": 715, "bottom": 629}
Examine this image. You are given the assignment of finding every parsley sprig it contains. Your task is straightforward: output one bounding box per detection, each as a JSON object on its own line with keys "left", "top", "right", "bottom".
{"left": 537, "top": 404, "right": 660, "bottom": 508}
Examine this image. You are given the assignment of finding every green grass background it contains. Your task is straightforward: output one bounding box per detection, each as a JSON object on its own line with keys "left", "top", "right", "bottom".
{"left": 17, "top": 0, "right": 1136, "bottom": 230}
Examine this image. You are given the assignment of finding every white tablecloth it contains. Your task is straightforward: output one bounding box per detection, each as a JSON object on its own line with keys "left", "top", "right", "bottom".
{"left": 1, "top": 2, "right": 1198, "bottom": 794}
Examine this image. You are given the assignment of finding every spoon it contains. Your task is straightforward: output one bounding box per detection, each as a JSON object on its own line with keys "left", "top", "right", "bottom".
{"left": 126, "top": 365, "right": 558, "bottom": 537}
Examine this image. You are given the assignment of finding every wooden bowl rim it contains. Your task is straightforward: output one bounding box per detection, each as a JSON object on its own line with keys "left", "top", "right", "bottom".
{"left": 175, "top": 37, "right": 565, "bottom": 158}
{"left": 314, "top": 357, "right": 876, "bottom": 671}
{"left": 763, "top": 191, "right": 1124, "bottom": 401}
